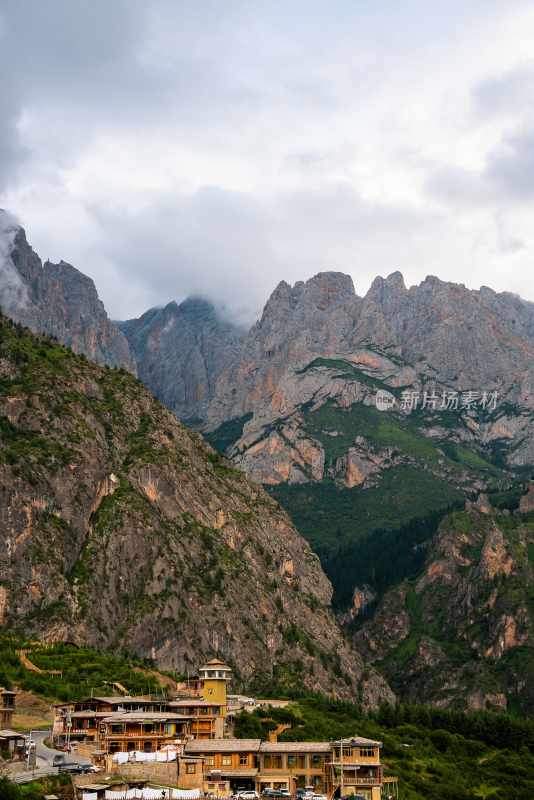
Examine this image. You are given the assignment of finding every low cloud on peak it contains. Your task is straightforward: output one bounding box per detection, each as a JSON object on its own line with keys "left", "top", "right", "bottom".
{"left": 1, "top": 1, "right": 534, "bottom": 321}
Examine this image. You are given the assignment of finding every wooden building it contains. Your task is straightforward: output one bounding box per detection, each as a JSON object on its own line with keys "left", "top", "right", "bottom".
{"left": 98, "top": 711, "right": 190, "bottom": 754}
{"left": 168, "top": 699, "right": 226, "bottom": 739}
{"left": 53, "top": 696, "right": 171, "bottom": 746}
{"left": 0, "top": 688, "right": 16, "bottom": 728}
{"left": 183, "top": 736, "right": 390, "bottom": 800}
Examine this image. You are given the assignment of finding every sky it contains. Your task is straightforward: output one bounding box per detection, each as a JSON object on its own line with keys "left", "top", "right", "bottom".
{"left": 1, "top": 0, "right": 534, "bottom": 324}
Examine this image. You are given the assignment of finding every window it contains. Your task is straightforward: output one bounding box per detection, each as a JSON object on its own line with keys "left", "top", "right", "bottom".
{"left": 205, "top": 756, "right": 215, "bottom": 766}
{"left": 263, "top": 755, "right": 271, "bottom": 769}
{"left": 287, "top": 755, "right": 296, "bottom": 768}
{"left": 239, "top": 755, "right": 248, "bottom": 766}
{"left": 222, "top": 756, "right": 232, "bottom": 766}
{"left": 186, "top": 763, "right": 196, "bottom": 774}
{"left": 311, "top": 754, "right": 323, "bottom": 767}
{"left": 143, "top": 723, "right": 154, "bottom": 733}
{"left": 143, "top": 741, "right": 153, "bottom": 753}
{"left": 360, "top": 748, "right": 376, "bottom": 758}
{"left": 111, "top": 724, "right": 124, "bottom": 734}
{"left": 109, "top": 742, "right": 120, "bottom": 753}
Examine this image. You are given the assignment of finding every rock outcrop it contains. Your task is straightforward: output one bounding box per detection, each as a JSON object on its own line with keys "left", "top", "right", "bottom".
{"left": 0, "top": 313, "right": 392, "bottom": 706}
{"left": 0, "top": 211, "right": 135, "bottom": 371}
{"left": 356, "top": 505, "right": 534, "bottom": 713}
{"left": 119, "top": 298, "right": 244, "bottom": 422}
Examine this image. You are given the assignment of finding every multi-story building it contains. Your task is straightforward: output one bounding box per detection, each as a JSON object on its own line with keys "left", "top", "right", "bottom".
{"left": 97, "top": 710, "right": 191, "bottom": 755}
{"left": 53, "top": 659, "right": 233, "bottom": 749}
{"left": 53, "top": 695, "right": 171, "bottom": 746}
{"left": 330, "top": 737, "right": 385, "bottom": 800}
{"left": 0, "top": 688, "right": 16, "bottom": 728}
{"left": 167, "top": 699, "right": 226, "bottom": 739}
{"left": 183, "top": 736, "right": 392, "bottom": 800}
{"left": 181, "top": 738, "right": 261, "bottom": 796}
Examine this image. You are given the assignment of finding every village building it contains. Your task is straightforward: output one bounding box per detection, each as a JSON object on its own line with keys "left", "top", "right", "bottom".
{"left": 330, "top": 737, "right": 384, "bottom": 800}
{"left": 182, "top": 736, "right": 388, "bottom": 800}
{"left": 0, "top": 688, "right": 16, "bottom": 728}
{"left": 0, "top": 729, "right": 25, "bottom": 759}
{"left": 53, "top": 695, "right": 171, "bottom": 746}
{"left": 52, "top": 660, "right": 397, "bottom": 800}
{"left": 53, "top": 659, "right": 232, "bottom": 750}
{"left": 98, "top": 710, "right": 191, "bottom": 755}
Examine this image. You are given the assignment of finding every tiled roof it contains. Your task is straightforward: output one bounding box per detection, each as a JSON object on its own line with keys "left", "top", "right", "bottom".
{"left": 333, "top": 736, "right": 382, "bottom": 747}
{"left": 260, "top": 742, "right": 331, "bottom": 753}
{"left": 169, "top": 700, "right": 224, "bottom": 708}
{"left": 92, "top": 696, "right": 157, "bottom": 705}
{"left": 102, "top": 711, "right": 190, "bottom": 722}
{"left": 185, "top": 739, "right": 261, "bottom": 753}
{"left": 70, "top": 711, "right": 109, "bottom": 718}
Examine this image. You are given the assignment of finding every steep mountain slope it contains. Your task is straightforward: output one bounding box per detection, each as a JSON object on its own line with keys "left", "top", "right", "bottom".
{"left": 0, "top": 210, "right": 134, "bottom": 371}
{"left": 192, "top": 272, "right": 534, "bottom": 609}
{"left": 355, "top": 490, "right": 534, "bottom": 713}
{"left": 0, "top": 313, "right": 392, "bottom": 706}
{"left": 119, "top": 297, "right": 245, "bottom": 423}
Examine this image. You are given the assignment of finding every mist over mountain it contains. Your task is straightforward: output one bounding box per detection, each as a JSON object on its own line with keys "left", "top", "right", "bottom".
{"left": 2, "top": 213, "right": 534, "bottom": 712}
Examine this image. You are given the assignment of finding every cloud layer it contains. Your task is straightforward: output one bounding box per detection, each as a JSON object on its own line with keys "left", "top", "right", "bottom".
{"left": 1, "top": 0, "right": 534, "bottom": 322}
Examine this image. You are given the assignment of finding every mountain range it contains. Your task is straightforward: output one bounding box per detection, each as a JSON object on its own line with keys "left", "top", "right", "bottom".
{"left": 1, "top": 209, "right": 533, "bottom": 712}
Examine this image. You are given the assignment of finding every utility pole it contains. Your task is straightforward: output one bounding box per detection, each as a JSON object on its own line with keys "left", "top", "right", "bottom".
{"left": 340, "top": 739, "right": 344, "bottom": 798}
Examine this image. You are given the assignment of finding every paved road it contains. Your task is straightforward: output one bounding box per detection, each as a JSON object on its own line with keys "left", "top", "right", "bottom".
{"left": 31, "top": 729, "right": 92, "bottom": 765}
{"left": 11, "top": 766, "right": 59, "bottom": 784}
{"left": 6, "top": 730, "right": 95, "bottom": 784}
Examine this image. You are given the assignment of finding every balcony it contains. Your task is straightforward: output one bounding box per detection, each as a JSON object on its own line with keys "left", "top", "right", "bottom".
{"left": 340, "top": 776, "right": 381, "bottom": 786}
{"left": 103, "top": 731, "right": 174, "bottom": 739}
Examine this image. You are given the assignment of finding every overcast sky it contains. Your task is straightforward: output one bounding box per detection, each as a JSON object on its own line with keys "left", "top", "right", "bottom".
{"left": 2, "top": 0, "right": 534, "bottom": 323}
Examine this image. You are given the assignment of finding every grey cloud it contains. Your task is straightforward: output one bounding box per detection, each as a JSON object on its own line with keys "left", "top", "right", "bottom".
{"left": 0, "top": 209, "right": 28, "bottom": 313}
{"left": 426, "top": 130, "right": 534, "bottom": 206}
{"left": 473, "top": 64, "right": 534, "bottom": 117}
{"left": 2, "top": 0, "right": 534, "bottom": 320}
{"left": 84, "top": 183, "right": 436, "bottom": 323}
{"left": 486, "top": 131, "right": 534, "bottom": 200}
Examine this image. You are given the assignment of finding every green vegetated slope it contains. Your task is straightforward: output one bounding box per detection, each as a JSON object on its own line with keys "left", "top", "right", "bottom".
{"left": 269, "top": 384, "right": 509, "bottom": 606}
{"left": 0, "top": 636, "right": 166, "bottom": 702}
{"left": 0, "top": 315, "right": 389, "bottom": 702}
{"left": 355, "top": 504, "right": 534, "bottom": 713}
{"left": 0, "top": 774, "right": 72, "bottom": 800}
{"left": 234, "top": 698, "right": 534, "bottom": 800}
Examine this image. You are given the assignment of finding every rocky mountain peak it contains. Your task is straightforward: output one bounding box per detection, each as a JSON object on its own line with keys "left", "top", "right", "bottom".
{"left": 0, "top": 215, "right": 135, "bottom": 372}
{"left": 365, "top": 271, "right": 407, "bottom": 303}
{"left": 302, "top": 271, "right": 356, "bottom": 305}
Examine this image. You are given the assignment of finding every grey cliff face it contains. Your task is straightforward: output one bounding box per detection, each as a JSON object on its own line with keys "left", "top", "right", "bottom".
{"left": 119, "top": 297, "right": 245, "bottom": 422}
{"left": 0, "top": 214, "right": 135, "bottom": 372}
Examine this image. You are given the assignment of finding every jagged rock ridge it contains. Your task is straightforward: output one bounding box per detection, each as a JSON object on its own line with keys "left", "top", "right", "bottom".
{"left": 0, "top": 313, "right": 392, "bottom": 706}
{"left": 355, "top": 490, "right": 534, "bottom": 714}
{"left": 0, "top": 210, "right": 135, "bottom": 372}
{"left": 118, "top": 298, "right": 245, "bottom": 422}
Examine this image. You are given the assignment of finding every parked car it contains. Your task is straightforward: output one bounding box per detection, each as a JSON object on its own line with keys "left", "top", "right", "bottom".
{"left": 235, "top": 792, "right": 259, "bottom": 800}
{"left": 52, "top": 754, "right": 65, "bottom": 766}
{"left": 261, "top": 791, "right": 289, "bottom": 799}
{"left": 58, "top": 762, "right": 96, "bottom": 774}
